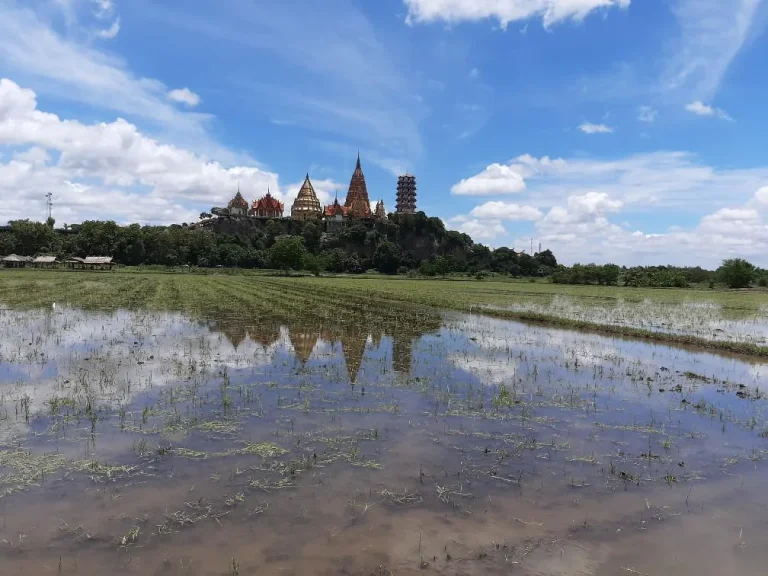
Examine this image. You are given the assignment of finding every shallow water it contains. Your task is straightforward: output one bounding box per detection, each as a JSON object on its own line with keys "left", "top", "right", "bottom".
{"left": 1, "top": 306, "right": 768, "bottom": 575}
{"left": 485, "top": 294, "right": 768, "bottom": 345}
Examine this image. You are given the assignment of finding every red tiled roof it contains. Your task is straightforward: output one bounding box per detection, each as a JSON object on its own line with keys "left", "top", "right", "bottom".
{"left": 324, "top": 200, "right": 349, "bottom": 217}
{"left": 252, "top": 192, "right": 284, "bottom": 213}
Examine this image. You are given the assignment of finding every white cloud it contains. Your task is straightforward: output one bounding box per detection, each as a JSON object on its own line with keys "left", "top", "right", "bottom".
{"left": 403, "top": 0, "right": 631, "bottom": 29}
{"left": 579, "top": 122, "right": 613, "bottom": 134}
{"left": 637, "top": 106, "right": 657, "bottom": 123}
{"left": 685, "top": 101, "right": 732, "bottom": 120}
{"left": 451, "top": 152, "right": 768, "bottom": 266}
{"left": 470, "top": 201, "right": 542, "bottom": 221}
{"left": 96, "top": 18, "right": 120, "bottom": 40}
{"left": 0, "top": 78, "right": 279, "bottom": 225}
{"left": 167, "top": 87, "right": 201, "bottom": 108}
{"left": 662, "top": 0, "right": 764, "bottom": 99}
{"left": 454, "top": 151, "right": 768, "bottom": 212}
{"left": 0, "top": 4, "right": 224, "bottom": 152}
{"left": 91, "top": 0, "right": 116, "bottom": 19}
{"left": 451, "top": 163, "right": 526, "bottom": 195}
{"left": 447, "top": 216, "right": 506, "bottom": 240}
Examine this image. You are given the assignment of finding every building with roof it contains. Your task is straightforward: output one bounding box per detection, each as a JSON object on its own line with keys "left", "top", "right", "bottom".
{"left": 2, "top": 254, "right": 33, "bottom": 268}
{"left": 32, "top": 256, "right": 57, "bottom": 267}
{"left": 251, "top": 190, "right": 284, "bottom": 219}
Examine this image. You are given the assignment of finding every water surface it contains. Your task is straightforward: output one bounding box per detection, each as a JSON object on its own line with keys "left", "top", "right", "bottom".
{"left": 1, "top": 306, "right": 767, "bottom": 575}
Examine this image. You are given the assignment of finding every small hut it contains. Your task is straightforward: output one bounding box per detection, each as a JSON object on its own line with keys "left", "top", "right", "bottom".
{"left": 33, "top": 255, "right": 58, "bottom": 268}
{"left": 2, "top": 254, "right": 32, "bottom": 268}
{"left": 64, "top": 257, "right": 86, "bottom": 269}
{"left": 84, "top": 256, "right": 115, "bottom": 270}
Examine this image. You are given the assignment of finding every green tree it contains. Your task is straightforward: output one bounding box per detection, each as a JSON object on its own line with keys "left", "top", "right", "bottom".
{"left": 373, "top": 241, "right": 402, "bottom": 274}
{"left": 269, "top": 236, "right": 307, "bottom": 273}
{"left": 301, "top": 222, "right": 322, "bottom": 254}
{"left": 9, "top": 220, "right": 58, "bottom": 255}
{"left": 718, "top": 258, "right": 755, "bottom": 288}
{"left": 433, "top": 255, "right": 455, "bottom": 277}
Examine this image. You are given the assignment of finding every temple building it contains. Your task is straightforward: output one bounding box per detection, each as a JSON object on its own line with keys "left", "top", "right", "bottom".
{"left": 374, "top": 200, "right": 387, "bottom": 221}
{"left": 344, "top": 153, "right": 372, "bottom": 219}
{"left": 324, "top": 194, "right": 349, "bottom": 230}
{"left": 291, "top": 174, "right": 323, "bottom": 221}
{"left": 396, "top": 175, "right": 417, "bottom": 214}
{"left": 227, "top": 189, "right": 250, "bottom": 217}
{"left": 251, "top": 190, "right": 284, "bottom": 218}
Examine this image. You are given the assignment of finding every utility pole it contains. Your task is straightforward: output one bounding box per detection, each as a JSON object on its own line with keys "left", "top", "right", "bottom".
{"left": 530, "top": 238, "right": 533, "bottom": 256}
{"left": 45, "top": 192, "right": 53, "bottom": 220}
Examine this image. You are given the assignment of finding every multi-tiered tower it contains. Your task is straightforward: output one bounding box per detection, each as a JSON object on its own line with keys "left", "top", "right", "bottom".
{"left": 395, "top": 175, "right": 417, "bottom": 214}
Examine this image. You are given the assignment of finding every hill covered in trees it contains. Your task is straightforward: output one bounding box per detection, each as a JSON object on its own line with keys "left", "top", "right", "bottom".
{"left": 0, "top": 213, "right": 557, "bottom": 277}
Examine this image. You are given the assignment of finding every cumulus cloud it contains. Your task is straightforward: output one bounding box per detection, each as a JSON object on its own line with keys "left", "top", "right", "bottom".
{"left": 685, "top": 101, "right": 732, "bottom": 120}
{"left": 579, "top": 122, "right": 613, "bottom": 134}
{"left": 167, "top": 88, "right": 202, "bottom": 108}
{"left": 470, "top": 201, "right": 542, "bottom": 221}
{"left": 447, "top": 216, "right": 506, "bottom": 240}
{"left": 451, "top": 163, "right": 526, "bottom": 195}
{"left": 450, "top": 151, "right": 768, "bottom": 266}
{"left": 0, "top": 78, "right": 279, "bottom": 225}
{"left": 403, "top": 0, "right": 631, "bottom": 29}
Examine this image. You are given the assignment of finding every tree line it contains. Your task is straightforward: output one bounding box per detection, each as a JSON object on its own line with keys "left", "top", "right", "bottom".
{"left": 551, "top": 260, "right": 767, "bottom": 289}
{"left": 0, "top": 215, "right": 558, "bottom": 277}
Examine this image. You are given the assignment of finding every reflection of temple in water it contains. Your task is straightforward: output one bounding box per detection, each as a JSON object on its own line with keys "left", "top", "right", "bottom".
{"left": 212, "top": 314, "right": 438, "bottom": 382}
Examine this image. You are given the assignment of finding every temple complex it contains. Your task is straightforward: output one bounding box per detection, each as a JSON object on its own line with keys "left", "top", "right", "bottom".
{"left": 395, "top": 174, "right": 417, "bottom": 214}
{"left": 291, "top": 174, "right": 323, "bottom": 221}
{"left": 251, "top": 190, "right": 284, "bottom": 218}
{"left": 208, "top": 153, "right": 410, "bottom": 226}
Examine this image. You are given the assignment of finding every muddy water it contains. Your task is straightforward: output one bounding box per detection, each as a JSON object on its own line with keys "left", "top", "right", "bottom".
{"left": 1, "top": 307, "right": 768, "bottom": 575}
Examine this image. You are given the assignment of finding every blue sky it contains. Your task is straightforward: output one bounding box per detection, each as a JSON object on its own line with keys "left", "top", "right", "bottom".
{"left": 1, "top": 0, "right": 768, "bottom": 266}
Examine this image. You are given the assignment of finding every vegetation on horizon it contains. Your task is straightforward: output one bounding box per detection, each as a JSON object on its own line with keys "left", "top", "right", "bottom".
{"left": 0, "top": 215, "right": 555, "bottom": 277}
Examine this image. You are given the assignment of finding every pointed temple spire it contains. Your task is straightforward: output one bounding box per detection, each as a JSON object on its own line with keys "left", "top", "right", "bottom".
{"left": 345, "top": 153, "right": 372, "bottom": 219}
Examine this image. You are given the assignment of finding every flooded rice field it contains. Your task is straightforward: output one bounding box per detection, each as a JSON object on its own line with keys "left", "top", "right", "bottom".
{"left": 1, "top": 303, "right": 768, "bottom": 575}
{"left": 484, "top": 294, "right": 768, "bottom": 345}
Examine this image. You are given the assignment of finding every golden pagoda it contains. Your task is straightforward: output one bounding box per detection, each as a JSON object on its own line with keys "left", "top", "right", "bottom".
{"left": 291, "top": 174, "right": 322, "bottom": 221}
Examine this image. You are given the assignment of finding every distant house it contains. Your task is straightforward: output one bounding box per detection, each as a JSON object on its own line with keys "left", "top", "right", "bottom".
{"left": 64, "top": 257, "right": 86, "bottom": 269}
{"left": 63, "top": 256, "right": 115, "bottom": 270}
{"left": 84, "top": 256, "right": 115, "bottom": 269}
{"left": 33, "top": 255, "right": 58, "bottom": 268}
{"left": 2, "top": 254, "right": 33, "bottom": 268}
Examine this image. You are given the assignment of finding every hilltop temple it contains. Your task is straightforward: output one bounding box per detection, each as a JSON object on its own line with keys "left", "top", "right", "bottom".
{"left": 210, "top": 153, "right": 414, "bottom": 225}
